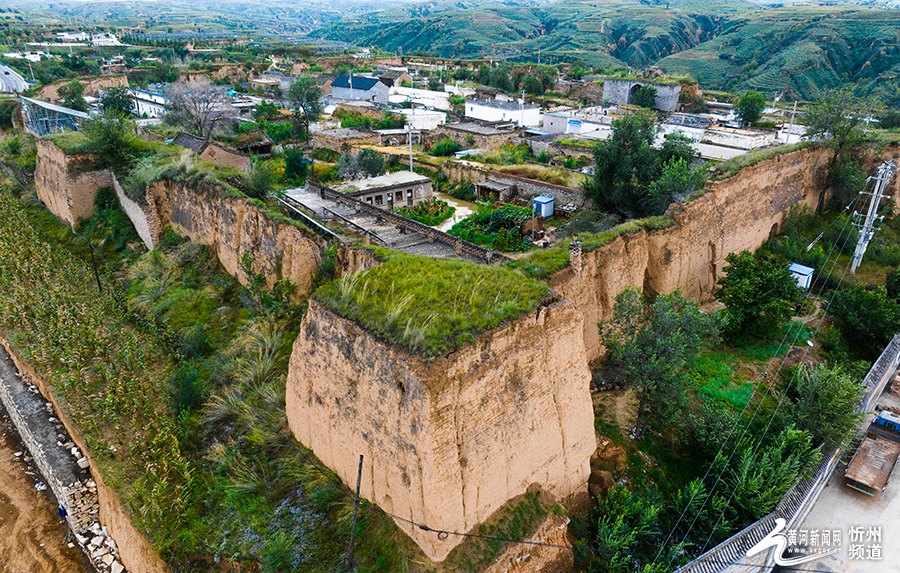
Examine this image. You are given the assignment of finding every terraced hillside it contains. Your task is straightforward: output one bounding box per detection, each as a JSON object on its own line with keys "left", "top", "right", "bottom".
{"left": 659, "top": 8, "right": 900, "bottom": 101}
{"left": 315, "top": 0, "right": 900, "bottom": 103}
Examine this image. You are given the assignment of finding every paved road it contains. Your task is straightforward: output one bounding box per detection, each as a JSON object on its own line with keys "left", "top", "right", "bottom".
{"left": 792, "top": 387, "right": 900, "bottom": 573}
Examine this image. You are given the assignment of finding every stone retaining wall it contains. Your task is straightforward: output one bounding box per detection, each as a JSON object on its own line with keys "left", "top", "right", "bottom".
{"left": 0, "top": 336, "right": 128, "bottom": 573}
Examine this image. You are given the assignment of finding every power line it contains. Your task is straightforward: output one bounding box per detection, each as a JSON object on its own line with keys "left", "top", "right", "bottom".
{"left": 664, "top": 205, "right": 861, "bottom": 571}
{"left": 651, "top": 194, "right": 861, "bottom": 569}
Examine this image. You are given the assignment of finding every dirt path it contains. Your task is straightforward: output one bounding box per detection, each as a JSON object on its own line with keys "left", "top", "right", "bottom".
{"left": 0, "top": 415, "right": 90, "bottom": 573}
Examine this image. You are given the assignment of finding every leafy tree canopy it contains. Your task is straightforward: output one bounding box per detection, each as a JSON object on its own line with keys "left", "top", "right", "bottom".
{"left": 583, "top": 112, "right": 699, "bottom": 218}
{"left": 716, "top": 250, "right": 802, "bottom": 342}
{"left": 100, "top": 86, "right": 134, "bottom": 116}
{"left": 286, "top": 75, "right": 323, "bottom": 140}
{"left": 601, "top": 287, "right": 721, "bottom": 426}
{"left": 58, "top": 80, "right": 89, "bottom": 113}
{"left": 786, "top": 364, "right": 864, "bottom": 447}
{"left": 735, "top": 90, "right": 765, "bottom": 126}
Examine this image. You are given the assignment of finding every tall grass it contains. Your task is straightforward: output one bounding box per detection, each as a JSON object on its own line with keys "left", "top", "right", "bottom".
{"left": 315, "top": 251, "right": 550, "bottom": 357}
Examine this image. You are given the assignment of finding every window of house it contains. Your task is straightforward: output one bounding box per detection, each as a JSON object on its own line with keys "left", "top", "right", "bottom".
{"left": 395, "top": 191, "right": 403, "bottom": 201}
{"left": 406, "top": 190, "right": 413, "bottom": 206}
{"left": 366, "top": 197, "right": 372, "bottom": 204}
{"left": 375, "top": 195, "right": 383, "bottom": 205}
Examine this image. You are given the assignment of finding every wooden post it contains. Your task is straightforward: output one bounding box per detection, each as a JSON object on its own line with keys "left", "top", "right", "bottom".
{"left": 347, "top": 454, "right": 364, "bottom": 571}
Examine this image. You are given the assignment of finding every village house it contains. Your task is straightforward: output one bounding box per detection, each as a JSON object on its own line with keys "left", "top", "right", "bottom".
{"left": 128, "top": 88, "right": 167, "bottom": 118}
{"left": 465, "top": 99, "right": 541, "bottom": 127}
{"left": 331, "top": 75, "right": 390, "bottom": 105}
{"left": 336, "top": 171, "right": 433, "bottom": 208}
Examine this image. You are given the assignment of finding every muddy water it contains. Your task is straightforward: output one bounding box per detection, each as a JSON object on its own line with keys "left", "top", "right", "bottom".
{"left": 0, "top": 412, "right": 91, "bottom": 573}
{"left": 435, "top": 192, "right": 477, "bottom": 232}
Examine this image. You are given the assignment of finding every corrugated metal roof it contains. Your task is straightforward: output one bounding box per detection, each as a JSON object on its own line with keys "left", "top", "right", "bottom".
{"left": 788, "top": 263, "right": 815, "bottom": 276}
{"left": 20, "top": 96, "right": 90, "bottom": 119}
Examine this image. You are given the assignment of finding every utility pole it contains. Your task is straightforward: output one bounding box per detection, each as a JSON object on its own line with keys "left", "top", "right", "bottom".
{"left": 851, "top": 161, "right": 898, "bottom": 273}
{"left": 785, "top": 100, "right": 797, "bottom": 144}
{"left": 346, "top": 454, "right": 364, "bottom": 572}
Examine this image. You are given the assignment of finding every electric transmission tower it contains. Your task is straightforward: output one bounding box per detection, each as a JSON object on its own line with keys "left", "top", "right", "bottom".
{"left": 851, "top": 160, "right": 898, "bottom": 273}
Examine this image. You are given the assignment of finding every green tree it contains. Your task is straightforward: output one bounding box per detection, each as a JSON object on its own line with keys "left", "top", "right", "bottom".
{"left": 716, "top": 251, "right": 803, "bottom": 341}
{"left": 803, "top": 89, "right": 877, "bottom": 210}
{"left": 81, "top": 109, "right": 139, "bottom": 170}
{"left": 831, "top": 286, "right": 900, "bottom": 356}
{"left": 633, "top": 85, "right": 658, "bottom": 109}
{"left": 242, "top": 158, "right": 277, "bottom": 200}
{"left": 355, "top": 147, "right": 383, "bottom": 177}
{"left": 583, "top": 111, "right": 658, "bottom": 217}
{"left": 522, "top": 73, "right": 544, "bottom": 96}
{"left": 431, "top": 137, "right": 460, "bottom": 157}
{"left": 253, "top": 100, "right": 280, "bottom": 121}
{"left": 427, "top": 76, "right": 440, "bottom": 91}
{"left": 721, "top": 425, "right": 819, "bottom": 524}
{"left": 58, "top": 79, "right": 89, "bottom": 112}
{"left": 735, "top": 90, "right": 765, "bottom": 126}
{"left": 645, "top": 156, "right": 707, "bottom": 215}
{"left": 100, "top": 86, "right": 134, "bottom": 115}
{"left": 787, "top": 364, "right": 864, "bottom": 447}
{"left": 601, "top": 287, "right": 721, "bottom": 426}
{"left": 576, "top": 484, "right": 663, "bottom": 573}
{"left": 286, "top": 75, "right": 323, "bottom": 140}
{"left": 282, "top": 148, "right": 307, "bottom": 182}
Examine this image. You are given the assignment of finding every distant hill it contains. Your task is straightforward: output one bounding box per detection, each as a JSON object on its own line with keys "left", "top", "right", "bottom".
{"left": 313, "top": 0, "right": 900, "bottom": 103}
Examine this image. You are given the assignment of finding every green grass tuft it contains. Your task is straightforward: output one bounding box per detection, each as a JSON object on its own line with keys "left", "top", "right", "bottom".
{"left": 315, "top": 251, "right": 550, "bottom": 357}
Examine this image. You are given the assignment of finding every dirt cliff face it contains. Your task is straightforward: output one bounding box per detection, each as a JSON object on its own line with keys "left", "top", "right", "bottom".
{"left": 554, "top": 145, "right": 833, "bottom": 362}
{"left": 148, "top": 181, "right": 323, "bottom": 297}
{"left": 36, "top": 76, "right": 128, "bottom": 102}
{"left": 35, "top": 140, "right": 110, "bottom": 228}
{"left": 286, "top": 299, "right": 595, "bottom": 561}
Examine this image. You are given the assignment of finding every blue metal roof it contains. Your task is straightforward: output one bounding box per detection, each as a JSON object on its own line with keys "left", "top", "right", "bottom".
{"left": 332, "top": 75, "right": 381, "bottom": 91}
{"left": 788, "top": 263, "right": 815, "bottom": 276}
{"left": 533, "top": 195, "right": 555, "bottom": 204}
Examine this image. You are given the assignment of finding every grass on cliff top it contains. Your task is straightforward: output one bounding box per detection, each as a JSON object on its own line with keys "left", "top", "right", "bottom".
{"left": 44, "top": 131, "right": 87, "bottom": 154}
{"left": 314, "top": 250, "right": 550, "bottom": 357}
{"left": 506, "top": 216, "right": 676, "bottom": 279}
{"left": 709, "top": 141, "right": 817, "bottom": 181}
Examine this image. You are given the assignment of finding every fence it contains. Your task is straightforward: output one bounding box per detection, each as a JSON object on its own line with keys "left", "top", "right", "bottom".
{"left": 307, "top": 181, "right": 510, "bottom": 264}
{"left": 675, "top": 334, "right": 900, "bottom": 573}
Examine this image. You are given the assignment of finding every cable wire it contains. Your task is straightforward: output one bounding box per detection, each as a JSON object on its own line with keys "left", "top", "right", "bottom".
{"left": 650, "top": 194, "right": 861, "bottom": 569}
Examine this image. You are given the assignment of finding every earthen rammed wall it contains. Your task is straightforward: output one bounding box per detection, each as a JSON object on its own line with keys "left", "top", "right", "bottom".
{"left": 36, "top": 75, "right": 129, "bottom": 102}
{"left": 553, "top": 145, "right": 834, "bottom": 362}
{"left": 286, "top": 299, "right": 595, "bottom": 561}
{"left": 147, "top": 182, "right": 323, "bottom": 296}
{"left": 35, "top": 139, "right": 112, "bottom": 227}
{"left": 35, "top": 140, "right": 325, "bottom": 298}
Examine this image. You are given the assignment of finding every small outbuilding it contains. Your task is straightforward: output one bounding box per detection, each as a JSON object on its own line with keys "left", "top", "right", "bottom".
{"left": 533, "top": 195, "right": 555, "bottom": 218}
{"left": 789, "top": 263, "right": 815, "bottom": 289}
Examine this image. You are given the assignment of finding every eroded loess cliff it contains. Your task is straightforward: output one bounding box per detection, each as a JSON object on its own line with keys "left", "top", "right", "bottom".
{"left": 286, "top": 299, "right": 595, "bottom": 561}
{"left": 553, "top": 145, "right": 833, "bottom": 362}
{"left": 147, "top": 181, "right": 323, "bottom": 296}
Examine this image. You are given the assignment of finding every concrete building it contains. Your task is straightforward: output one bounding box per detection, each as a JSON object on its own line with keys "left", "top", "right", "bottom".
{"left": 389, "top": 86, "right": 451, "bottom": 111}
{"left": 398, "top": 108, "right": 446, "bottom": 130}
{"left": 336, "top": 171, "right": 433, "bottom": 208}
{"left": 465, "top": 98, "right": 540, "bottom": 127}
{"left": 331, "top": 75, "right": 389, "bottom": 105}
{"left": 542, "top": 108, "right": 610, "bottom": 134}
{"left": 602, "top": 79, "right": 681, "bottom": 112}
{"left": 128, "top": 88, "right": 166, "bottom": 118}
